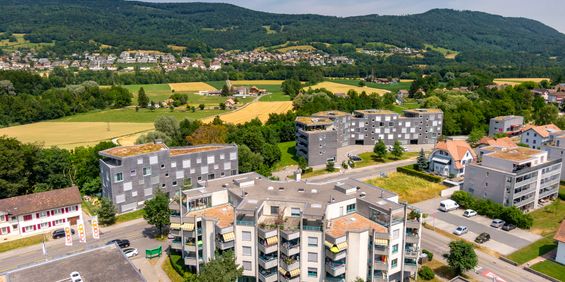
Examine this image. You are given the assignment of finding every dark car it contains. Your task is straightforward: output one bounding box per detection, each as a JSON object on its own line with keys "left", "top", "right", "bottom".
{"left": 106, "top": 239, "right": 130, "bottom": 248}
{"left": 502, "top": 223, "right": 516, "bottom": 231}
{"left": 52, "top": 228, "right": 75, "bottom": 239}
{"left": 475, "top": 232, "right": 490, "bottom": 244}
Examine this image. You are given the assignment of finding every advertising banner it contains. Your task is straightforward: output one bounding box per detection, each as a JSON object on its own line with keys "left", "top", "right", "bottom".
{"left": 64, "top": 222, "right": 73, "bottom": 246}
{"left": 77, "top": 219, "right": 87, "bottom": 243}
{"left": 91, "top": 216, "right": 100, "bottom": 240}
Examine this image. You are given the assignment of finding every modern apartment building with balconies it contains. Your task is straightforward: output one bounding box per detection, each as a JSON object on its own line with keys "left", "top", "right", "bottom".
{"left": 169, "top": 172, "right": 422, "bottom": 282}
{"left": 99, "top": 142, "right": 238, "bottom": 213}
{"left": 296, "top": 109, "right": 443, "bottom": 166}
{"left": 463, "top": 146, "right": 562, "bottom": 211}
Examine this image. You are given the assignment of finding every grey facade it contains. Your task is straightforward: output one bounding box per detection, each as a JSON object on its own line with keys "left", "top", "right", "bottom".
{"left": 488, "top": 115, "right": 524, "bottom": 136}
{"left": 99, "top": 143, "right": 238, "bottom": 213}
{"left": 463, "top": 146, "right": 561, "bottom": 211}
{"left": 542, "top": 131, "right": 565, "bottom": 181}
{"left": 296, "top": 109, "right": 443, "bottom": 166}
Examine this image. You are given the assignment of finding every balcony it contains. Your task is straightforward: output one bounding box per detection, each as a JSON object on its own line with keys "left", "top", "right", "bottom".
{"left": 406, "top": 219, "right": 420, "bottom": 229}
{"left": 374, "top": 245, "right": 389, "bottom": 255}
{"left": 325, "top": 262, "right": 346, "bottom": 277}
{"left": 184, "top": 256, "right": 202, "bottom": 265}
{"left": 236, "top": 215, "right": 255, "bottom": 226}
{"left": 171, "top": 239, "right": 183, "bottom": 250}
{"left": 404, "top": 262, "right": 417, "bottom": 272}
{"left": 258, "top": 227, "right": 278, "bottom": 239}
{"left": 259, "top": 271, "right": 278, "bottom": 282}
{"left": 281, "top": 229, "right": 300, "bottom": 241}
{"left": 405, "top": 234, "right": 419, "bottom": 244}
{"left": 405, "top": 248, "right": 419, "bottom": 258}
{"left": 303, "top": 219, "right": 323, "bottom": 231}
{"left": 259, "top": 255, "right": 278, "bottom": 269}
{"left": 216, "top": 240, "right": 234, "bottom": 250}
{"left": 374, "top": 261, "right": 388, "bottom": 271}
{"left": 326, "top": 275, "right": 346, "bottom": 282}
{"left": 281, "top": 242, "right": 300, "bottom": 256}
{"left": 280, "top": 258, "right": 299, "bottom": 271}
{"left": 326, "top": 250, "right": 347, "bottom": 261}
{"left": 258, "top": 242, "right": 278, "bottom": 254}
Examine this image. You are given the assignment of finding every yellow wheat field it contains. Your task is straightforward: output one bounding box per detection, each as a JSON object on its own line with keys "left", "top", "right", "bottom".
{"left": 0, "top": 122, "right": 154, "bottom": 149}
{"left": 493, "top": 78, "right": 550, "bottom": 86}
{"left": 201, "top": 101, "right": 293, "bottom": 124}
{"left": 306, "top": 81, "right": 390, "bottom": 95}
{"left": 169, "top": 82, "right": 218, "bottom": 92}
{"left": 229, "top": 80, "right": 284, "bottom": 85}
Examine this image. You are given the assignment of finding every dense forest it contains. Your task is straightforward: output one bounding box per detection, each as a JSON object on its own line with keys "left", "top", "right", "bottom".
{"left": 1, "top": 0, "right": 564, "bottom": 68}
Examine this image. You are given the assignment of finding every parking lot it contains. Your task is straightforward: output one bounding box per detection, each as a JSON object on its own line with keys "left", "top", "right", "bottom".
{"left": 415, "top": 197, "right": 542, "bottom": 255}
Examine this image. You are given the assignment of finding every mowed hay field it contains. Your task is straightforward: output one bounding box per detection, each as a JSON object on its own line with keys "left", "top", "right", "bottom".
{"left": 493, "top": 78, "right": 550, "bottom": 86}
{"left": 307, "top": 81, "right": 390, "bottom": 95}
{"left": 0, "top": 122, "right": 153, "bottom": 149}
{"left": 121, "top": 84, "right": 172, "bottom": 103}
{"left": 169, "top": 82, "right": 217, "bottom": 92}
{"left": 229, "top": 80, "right": 284, "bottom": 85}
{"left": 202, "top": 101, "right": 293, "bottom": 124}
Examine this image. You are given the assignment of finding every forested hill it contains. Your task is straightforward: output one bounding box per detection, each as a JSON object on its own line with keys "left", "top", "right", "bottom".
{"left": 1, "top": 0, "right": 565, "bottom": 65}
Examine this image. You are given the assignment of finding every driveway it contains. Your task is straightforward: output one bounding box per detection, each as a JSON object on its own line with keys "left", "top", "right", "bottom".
{"left": 415, "top": 197, "right": 542, "bottom": 255}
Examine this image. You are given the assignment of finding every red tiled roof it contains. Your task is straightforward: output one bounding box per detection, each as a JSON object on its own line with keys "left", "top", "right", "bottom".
{"left": 0, "top": 187, "right": 81, "bottom": 216}
{"left": 521, "top": 124, "right": 561, "bottom": 138}
{"left": 434, "top": 140, "right": 476, "bottom": 169}
{"left": 478, "top": 137, "right": 516, "bottom": 148}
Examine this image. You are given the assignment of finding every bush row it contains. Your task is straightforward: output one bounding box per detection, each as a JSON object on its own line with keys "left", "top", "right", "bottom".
{"left": 451, "top": 191, "right": 533, "bottom": 229}
{"left": 397, "top": 164, "right": 443, "bottom": 183}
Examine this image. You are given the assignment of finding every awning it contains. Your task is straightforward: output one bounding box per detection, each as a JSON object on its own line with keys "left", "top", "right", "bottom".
{"left": 431, "top": 157, "right": 450, "bottom": 164}
{"left": 266, "top": 236, "right": 278, "bottom": 246}
{"left": 278, "top": 267, "right": 286, "bottom": 275}
{"left": 374, "top": 238, "right": 388, "bottom": 246}
{"left": 222, "top": 232, "right": 235, "bottom": 242}
{"left": 324, "top": 241, "right": 334, "bottom": 248}
{"left": 170, "top": 223, "right": 181, "bottom": 229}
{"left": 181, "top": 223, "right": 194, "bottom": 231}
{"left": 289, "top": 268, "right": 301, "bottom": 277}
{"left": 330, "top": 241, "right": 348, "bottom": 253}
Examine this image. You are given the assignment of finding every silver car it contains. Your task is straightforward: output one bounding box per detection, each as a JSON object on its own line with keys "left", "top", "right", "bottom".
{"left": 491, "top": 219, "right": 505, "bottom": 228}
{"left": 453, "top": 226, "right": 468, "bottom": 235}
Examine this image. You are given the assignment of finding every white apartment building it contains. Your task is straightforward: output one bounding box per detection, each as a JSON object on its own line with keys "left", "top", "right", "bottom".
{"left": 520, "top": 124, "right": 560, "bottom": 150}
{"left": 0, "top": 187, "right": 82, "bottom": 238}
{"left": 169, "top": 172, "right": 422, "bottom": 282}
{"left": 542, "top": 130, "right": 565, "bottom": 180}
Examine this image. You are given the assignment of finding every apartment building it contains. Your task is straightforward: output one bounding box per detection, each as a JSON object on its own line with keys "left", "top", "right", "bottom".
{"left": 463, "top": 146, "right": 561, "bottom": 211}
{"left": 0, "top": 187, "right": 82, "bottom": 238}
{"left": 520, "top": 124, "right": 561, "bottom": 149}
{"left": 488, "top": 115, "right": 524, "bottom": 136}
{"left": 542, "top": 130, "right": 565, "bottom": 180}
{"left": 99, "top": 143, "right": 238, "bottom": 213}
{"left": 296, "top": 109, "right": 443, "bottom": 166}
{"left": 169, "top": 172, "right": 422, "bottom": 282}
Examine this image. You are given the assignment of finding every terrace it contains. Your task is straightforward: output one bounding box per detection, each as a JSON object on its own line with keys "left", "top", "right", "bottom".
{"left": 185, "top": 204, "right": 234, "bottom": 229}
{"left": 326, "top": 213, "right": 387, "bottom": 239}
{"left": 100, "top": 143, "right": 167, "bottom": 158}
{"left": 169, "top": 146, "right": 225, "bottom": 156}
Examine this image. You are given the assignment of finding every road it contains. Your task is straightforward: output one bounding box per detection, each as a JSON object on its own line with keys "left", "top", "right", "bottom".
{"left": 308, "top": 158, "right": 416, "bottom": 183}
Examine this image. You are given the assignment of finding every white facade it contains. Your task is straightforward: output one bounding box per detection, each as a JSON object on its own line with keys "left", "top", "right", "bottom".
{"left": 556, "top": 241, "right": 565, "bottom": 265}
{"left": 521, "top": 128, "right": 546, "bottom": 150}
{"left": 0, "top": 204, "right": 82, "bottom": 238}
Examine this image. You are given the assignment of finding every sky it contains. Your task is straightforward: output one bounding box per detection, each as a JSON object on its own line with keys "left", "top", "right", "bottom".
{"left": 145, "top": 0, "right": 565, "bottom": 33}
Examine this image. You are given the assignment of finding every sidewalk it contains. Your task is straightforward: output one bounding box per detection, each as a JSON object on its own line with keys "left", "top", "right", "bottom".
{"left": 131, "top": 250, "right": 171, "bottom": 282}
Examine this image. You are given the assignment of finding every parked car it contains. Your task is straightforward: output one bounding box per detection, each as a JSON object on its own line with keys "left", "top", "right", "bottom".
{"left": 475, "top": 232, "right": 490, "bottom": 244}
{"left": 123, "top": 248, "right": 138, "bottom": 258}
{"left": 502, "top": 223, "right": 516, "bottom": 231}
{"left": 453, "top": 226, "right": 468, "bottom": 235}
{"left": 439, "top": 199, "right": 459, "bottom": 212}
{"left": 349, "top": 155, "right": 362, "bottom": 161}
{"left": 52, "top": 228, "right": 75, "bottom": 239}
{"left": 106, "top": 239, "right": 130, "bottom": 248}
{"left": 70, "top": 271, "right": 82, "bottom": 282}
{"left": 490, "top": 219, "right": 505, "bottom": 228}
{"left": 463, "top": 209, "right": 477, "bottom": 217}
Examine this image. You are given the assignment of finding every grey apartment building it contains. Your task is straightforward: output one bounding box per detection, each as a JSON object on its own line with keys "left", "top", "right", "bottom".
{"left": 488, "top": 115, "right": 524, "bottom": 136}
{"left": 463, "top": 146, "right": 561, "bottom": 211}
{"left": 99, "top": 143, "right": 238, "bottom": 213}
{"left": 296, "top": 109, "right": 443, "bottom": 166}
{"left": 169, "top": 172, "right": 422, "bottom": 282}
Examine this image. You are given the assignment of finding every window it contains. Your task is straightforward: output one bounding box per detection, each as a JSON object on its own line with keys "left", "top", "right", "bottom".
{"left": 207, "top": 155, "right": 215, "bottom": 164}
{"left": 23, "top": 215, "right": 32, "bottom": 221}
{"left": 346, "top": 203, "right": 356, "bottom": 213}
{"left": 160, "top": 164, "right": 165, "bottom": 169}
{"left": 308, "top": 237, "right": 318, "bottom": 247}
{"left": 114, "top": 172, "right": 123, "bottom": 183}
{"left": 143, "top": 167, "right": 151, "bottom": 176}
{"left": 392, "top": 244, "right": 398, "bottom": 254}
{"left": 393, "top": 229, "right": 400, "bottom": 239}
{"left": 130, "top": 170, "right": 136, "bottom": 176}
{"left": 307, "top": 268, "right": 318, "bottom": 278}
{"left": 115, "top": 194, "right": 126, "bottom": 204}
{"left": 242, "top": 246, "right": 252, "bottom": 256}
{"left": 172, "top": 181, "right": 177, "bottom": 186}
{"left": 291, "top": 208, "right": 301, "bottom": 217}
{"left": 270, "top": 206, "right": 279, "bottom": 214}
{"left": 242, "top": 231, "right": 251, "bottom": 241}
{"left": 392, "top": 258, "right": 398, "bottom": 268}
{"left": 308, "top": 252, "right": 318, "bottom": 262}
{"left": 242, "top": 261, "right": 252, "bottom": 271}
{"left": 183, "top": 178, "right": 192, "bottom": 189}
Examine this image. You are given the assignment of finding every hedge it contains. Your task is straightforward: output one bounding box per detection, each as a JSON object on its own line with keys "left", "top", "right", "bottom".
{"left": 451, "top": 191, "right": 533, "bottom": 229}
{"left": 169, "top": 253, "right": 188, "bottom": 276}
{"left": 397, "top": 164, "right": 443, "bottom": 183}
{"left": 418, "top": 266, "right": 435, "bottom": 280}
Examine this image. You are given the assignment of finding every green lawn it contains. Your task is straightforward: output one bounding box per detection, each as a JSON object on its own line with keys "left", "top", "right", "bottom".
{"left": 274, "top": 141, "right": 298, "bottom": 170}
{"left": 0, "top": 234, "right": 45, "bottom": 253}
{"left": 355, "top": 151, "right": 418, "bottom": 168}
{"left": 390, "top": 103, "right": 420, "bottom": 114}
{"left": 204, "top": 81, "right": 226, "bottom": 89}
{"left": 302, "top": 169, "right": 333, "bottom": 179}
{"left": 162, "top": 255, "right": 185, "bottom": 282}
{"left": 259, "top": 92, "right": 291, "bottom": 101}
{"left": 116, "top": 209, "right": 145, "bottom": 224}
{"left": 57, "top": 108, "right": 226, "bottom": 123}
{"left": 121, "top": 84, "right": 172, "bottom": 104}
{"left": 330, "top": 79, "right": 412, "bottom": 94}
{"left": 531, "top": 260, "right": 565, "bottom": 281}
{"left": 529, "top": 199, "right": 565, "bottom": 235}
{"left": 506, "top": 234, "right": 557, "bottom": 264}
{"left": 366, "top": 172, "right": 445, "bottom": 203}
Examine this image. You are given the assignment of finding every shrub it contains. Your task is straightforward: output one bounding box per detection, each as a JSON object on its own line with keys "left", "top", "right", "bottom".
{"left": 422, "top": 249, "right": 434, "bottom": 261}
{"left": 418, "top": 266, "right": 435, "bottom": 280}
{"left": 397, "top": 165, "right": 442, "bottom": 183}
{"left": 559, "top": 188, "right": 565, "bottom": 201}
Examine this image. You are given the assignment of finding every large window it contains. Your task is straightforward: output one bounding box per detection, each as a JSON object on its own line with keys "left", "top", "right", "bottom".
{"left": 346, "top": 203, "right": 356, "bottom": 213}
{"left": 143, "top": 167, "right": 151, "bottom": 176}
{"left": 270, "top": 206, "right": 279, "bottom": 215}
{"left": 187, "top": 196, "right": 211, "bottom": 211}
{"left": 291, "top": 208, "right": 301, "bottom": 217}
{"left": 391, "top": 258, "right": 398, "bottom": 268}
{"left": 392, "top": 244, "right": 398, "bottom": 254}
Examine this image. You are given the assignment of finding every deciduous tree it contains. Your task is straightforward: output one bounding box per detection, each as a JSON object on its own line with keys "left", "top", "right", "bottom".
{"left": 373, "top": 139, "right": 387, "bottom": 159}
{"left": 447, "top": 240, "right": 478, "bottom": 275}
{"left": 97, "top": 197, "right": 117, "bottom": 225}
{"left": 143, "top": 189, "right": 170, "bottom": 236}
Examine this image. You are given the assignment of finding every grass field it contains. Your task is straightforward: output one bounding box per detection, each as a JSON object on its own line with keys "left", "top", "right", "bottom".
{"left": 274, "top": 141, "right": 298, "bottom": 170}
{"left": 307, "top": 81, "right": 390, "bottom": 95}
{"left": 169, "top": 82, "right": 217, "bottom": 92}
{"left": 121, "top": 84, "right": 172, "bottom": 103}
{"left": 259, "top": 92, "right": 291, "bottom": 101}
{"left": 355, "top": 151, "right": 418, "bottom": 168}
{"left": 493, "top": 78, "right": 550, "bottom": 86}
{"left": 417, "top": 259, "right": 457, "bottom": 281}
{"left": 201, "top": 101, "right": 293, "bottom": 124}
{"left": 366, "top": 172, "right": 445, "bottom": 203}
{"left": 0, "top": 121, "right": 154, "bottom": 149}
{"left": 0, "top": 33, "right": 54, "bottom": 51}
{"left": 424, "top": 44, "right": 459, "bottom": 59}
{"left": 530, "top": 260, "right": 565, "bottom": 281}
{"left": 115, "top": 209, "right": 145, "bottom": 224}
{"left": 230, "top": 80, "right": 284, "bottom": 85}
{"left": 0, "top": 234, "right": 46, "bottom": 253}
{"left": 506, "top": 235, "right": 557, "bottom": 264}
{"left": 58, "top": 108, "right": 225, "bottom": 123}
{"left": 330, "top": 78, "right": 412, "bottom": 93}
{"left": 162, "top": 256, "right": 185, "bottom": 282}
{"left": 277, "top": 45, "right": 316, "bottom": 52}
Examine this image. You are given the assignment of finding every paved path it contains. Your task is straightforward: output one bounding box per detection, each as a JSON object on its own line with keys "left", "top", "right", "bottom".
{"left": 307, "top": 158, "right": 416, "bottom": 183}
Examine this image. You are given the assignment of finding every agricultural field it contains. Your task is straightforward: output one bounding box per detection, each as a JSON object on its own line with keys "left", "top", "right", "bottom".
{"left": 330, "top": 78, "right": 411, "bottom": 93}
{"left": 0, "top": 33, "right": 54, "bottom": 52}
{"left": 0, "top": 121, "right": 154, "bottom": 149}
{"left": 276, "top": 45, "right": 315, "bottom": 52}
{"left": 57, "top": 108, "right": 225, "bottom": 123}
{"left": 259, "top": 92, "right": 291, "bottom": 101}
{"left": 424, "top": 44, "right": 459, "bottom": 59}
{"left": 121, "top": 84, "right": 172, "bottom": 103}
{"left": 201, "top": 101, "right": 293, "bottom": 124}
{"left": 306, "top": 81, "right": 390, "bottom": 95}
{"left": 493, "top": 78, "right": 550, "bottom": 86}
{"left": 168, "top": 82, "right": 217, "bottom": 92}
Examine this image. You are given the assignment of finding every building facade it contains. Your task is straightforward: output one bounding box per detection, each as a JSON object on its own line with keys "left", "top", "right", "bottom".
{"left": 520, "top": 124, "right": 560, "bottom": 150}
{"left": 296, "top": 109, "right": 443, "bottom": 166}
{"left": 170, "top": 172, "right": 422, "bottom": 282}
{"left": 542, "top": 131, "right": 565, "bottom": 180}
{"left": 463, "top": 146, "right": 562, "bottom": 211}
{"left": 488, "top": 115, "right": 524, "bottom": 136}
{"left": 99, "top": 143, "right": 238, "bottom": 213}
{"left": 555, "top": 221, "right": 565, "bottom": 265}
{"left": 428, "top": 140, "right": 476, "bottom": 178}
{"left": 0, "top": 187, "right": 82, "bottom": 238}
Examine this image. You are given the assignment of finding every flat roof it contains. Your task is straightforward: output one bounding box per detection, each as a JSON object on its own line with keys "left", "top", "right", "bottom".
{"left": 354, "top": 109, "right": 397, "bottom": 115}
{"left": 0, "top": 244, "right": 145, "bottom": 282}
{"left": 186, "top": 203, "right": 234, "bottom": 229}
{"left": 326, "top": 213, "right": 388, "bottom": 239}
{"left": 101, "top": 143, "right": 167, "bottom": 158}
{"left": 295, "top": 116, "right": 333, "bottom": 126}
{"left": 403, "top": 108, "right": 443, "bottom": 114}
{"left": 169, "top": 145, "right": 227, "bottom": 156}
{"left": 492, "top": 115, "right": 522, "bottom": 121}
{"left": 486, "top": 147, "right": 543, "bottom": 162}
{"left": 313, "top": 111, "right": 350, "bottom": 117}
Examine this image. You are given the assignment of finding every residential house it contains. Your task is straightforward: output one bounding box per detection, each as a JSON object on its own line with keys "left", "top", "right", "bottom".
{"left": 520, "top": 124, "right": 561, "bottom": 149}
{"left": 428, "top": 140, "right": 476, "bottom": 178}
{"left": 477, "top": 137, "right": 516, "bottom": 149}
{"left": 0, "top": 187, "right": 82, "bottom": 238}
{"left": 224, "top": 98, "right": 237, "bottom": 109}
{"left": 531, "top": 89, "right": 550, "bottom": 101}
{"left": 488, "top": 115, "right": 524, "bottom": 136}
{"left": 542, "top": 130, "right": 565, "bottom": 180}
{"left": 555, "top": 221, "right": 565, "bottom": 265}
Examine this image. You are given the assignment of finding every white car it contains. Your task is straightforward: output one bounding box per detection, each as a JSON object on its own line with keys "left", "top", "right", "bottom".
{"left": 453, "top": 226, "right": 468, "bottom": 235}
{"left": 123, "top": 248, "right": 138, "bottom": 258}
{"left": 463, "top": 209, "right": 477, "bottom": 217}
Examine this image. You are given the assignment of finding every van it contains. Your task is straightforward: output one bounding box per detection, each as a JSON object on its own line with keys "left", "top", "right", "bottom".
{"left": 439, "top": 199, "right": 459, "bottom": 212}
